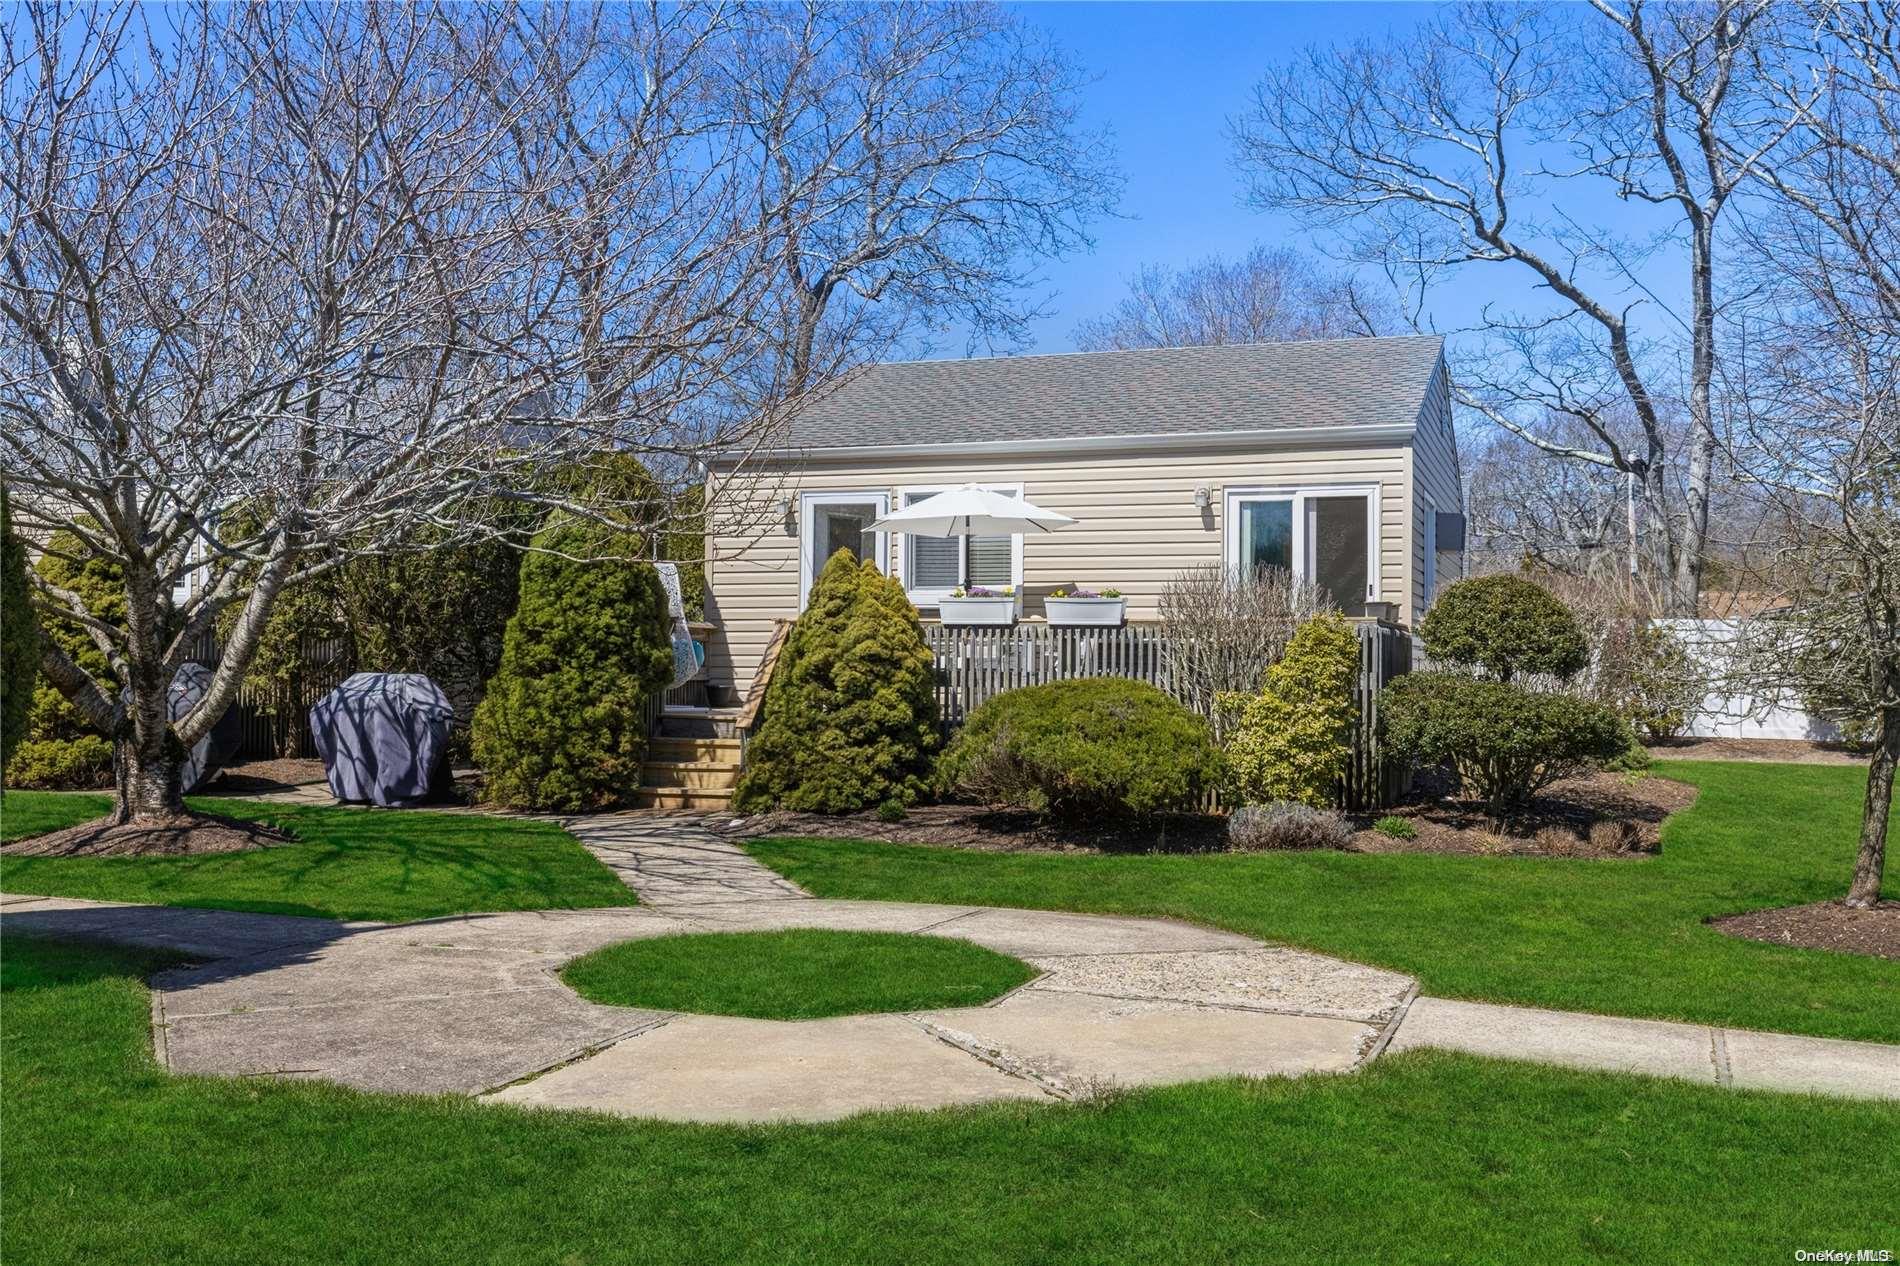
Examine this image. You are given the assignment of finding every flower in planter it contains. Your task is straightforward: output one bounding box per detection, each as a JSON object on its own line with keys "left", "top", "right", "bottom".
{"left": 950, "top": 585, "right": 1014, "bottom": 599}
{"left": 1101, "top": 587, "right": 1122, "bottom": 598}
{"left": 1049, "top": 588, "right": 1068, "bottom": 599}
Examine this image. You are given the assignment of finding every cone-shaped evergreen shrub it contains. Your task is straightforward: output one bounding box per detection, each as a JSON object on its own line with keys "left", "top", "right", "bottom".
{"left": 732, "top": 550, "right": 940, "bottom": 813}
{"left": 1, "top": 485, "right": 38, "bottom": 778}
{"left": 472, "top": 521, "right": 672, "bottom": 811}
{"left": 1225, "top": 611, "right": 1361, "bottom": 808}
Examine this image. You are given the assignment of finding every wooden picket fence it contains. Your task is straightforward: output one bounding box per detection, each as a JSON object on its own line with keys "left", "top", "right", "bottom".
{"left": 918, "top": 620, "right": 1416, "bottom": 810}
{"left": 184, "top": 632, "right": 355, "bottom": 760}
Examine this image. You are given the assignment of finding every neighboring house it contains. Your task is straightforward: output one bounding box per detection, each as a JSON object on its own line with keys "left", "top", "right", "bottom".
{"left": 698, "top": 335, "right": 1463, "bottom": 709}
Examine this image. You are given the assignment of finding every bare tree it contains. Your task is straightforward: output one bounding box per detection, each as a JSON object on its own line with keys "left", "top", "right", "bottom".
{"left": 715, "top": 1, "right": 1119, "bottom": 387}
{"left": 0, "top": 4, "right": 800, "bottom": 829}
{"left": 1465, "top": 426, "right": 1642, "bottom": 584}
{"left": 1158, "top": 565, "right": 1333, "bottom": 739}
{"left": 1725, "top": 1, "right": 1900, "bottom": 908}
{"left": 1072, "top": 246, "right": 1394, "bottom": 351}
{"left": 1233, "top": 1, "right": 1796, "bottom": 615}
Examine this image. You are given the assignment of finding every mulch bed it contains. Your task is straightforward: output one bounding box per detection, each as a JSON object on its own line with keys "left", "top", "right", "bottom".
{"left": 1349, "top": 772, "right": 1698, "bottom": 860}
{"left": 1644, "top": 736, "right": 1868, "bottom": 765}
{"left": 1711, "top": 900, "right": 1900, "bottom": 961}
{"left": 0, "top": 810, "right": 297, "bottom": 858}
{"left": 196, "top": 758, "right": 330, "bottom": 794}
{"left": 713, "top": 804, "right": 1230, "bottom": 854}
{"left": 715, "top": 772, "right": 1696, "bottom": 860}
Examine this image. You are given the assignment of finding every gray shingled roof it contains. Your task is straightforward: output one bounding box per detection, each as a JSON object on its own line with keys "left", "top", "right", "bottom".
{"left": 784, "top": 335, "right": 1444, "bottom": 450}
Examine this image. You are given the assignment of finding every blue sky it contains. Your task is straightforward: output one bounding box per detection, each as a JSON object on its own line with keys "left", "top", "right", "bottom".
{"left": 1009, "top": 1, "right": 1686, "bottom": 356}
{"left": 1015, "top": 1, "right": 1435, "bottom": 351}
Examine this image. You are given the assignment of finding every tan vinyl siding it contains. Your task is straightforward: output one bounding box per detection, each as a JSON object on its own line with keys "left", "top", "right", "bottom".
{"left": 704, "top": 439, "right": 1422, "bottom": 698}
{"left": 1408, "top": 358, "right": 1464, "bottom": 620}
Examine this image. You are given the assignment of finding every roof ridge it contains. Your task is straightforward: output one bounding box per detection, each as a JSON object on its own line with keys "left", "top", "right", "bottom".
{"left": 865, "top": 332, "right": 1443, "bottom": 371}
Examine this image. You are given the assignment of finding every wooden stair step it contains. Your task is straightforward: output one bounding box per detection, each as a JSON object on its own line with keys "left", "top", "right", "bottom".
{"left": 640, "top": 760, "right": 742, "bottom": 790}
{"left": 647, "top": 737, "right": 743, "bottom": 761}
{"left": 632, "top": 786, "right": 733, "bottom": 811}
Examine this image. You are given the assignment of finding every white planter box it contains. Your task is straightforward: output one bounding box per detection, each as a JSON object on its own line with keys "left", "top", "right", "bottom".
{"left": 938, "top": 596, "right": 1018, "bottom": 626}
{"left": 1045, "top": 597, "right": 1126, "bottom": 627}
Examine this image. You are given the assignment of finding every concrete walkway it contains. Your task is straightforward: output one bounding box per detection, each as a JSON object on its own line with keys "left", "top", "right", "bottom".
{"left": 4, "top": 807, "right": 1896, "bottom": 1118}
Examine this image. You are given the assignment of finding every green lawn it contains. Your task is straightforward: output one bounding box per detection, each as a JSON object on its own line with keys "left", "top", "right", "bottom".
{"left": 4, "top": 934, "right": 1894, "bottom": 1265}
{"left": 747, "top": 762, "right": 1900, "bottom": 1043}
{"left": 563, "top": 928, "right": 1036, "bottom": 1019}
{"left": 0, "top": 793, "right": 633, "bottom": 923}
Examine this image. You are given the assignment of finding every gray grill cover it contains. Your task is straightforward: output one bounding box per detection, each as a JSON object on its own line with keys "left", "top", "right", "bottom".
{"left": 309, "top": 673, "right": 454, "bottom": 807}
{"left": 170, "top": 663, "right": 241, "bottom": 793}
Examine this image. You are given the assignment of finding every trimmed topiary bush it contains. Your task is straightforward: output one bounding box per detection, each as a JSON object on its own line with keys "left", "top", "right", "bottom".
{"left": 1379, "top": 672, "right": 1635, "bottom": 815}
{"left": 1224, "top": 611, "right": 1360, "bottom": 808}
{"left": 937, "top": 677, "right": 1221, "bottom": 820}
{"left": 471, "top": 520, "right": 673, "bottom": 811}
{"left": 1227, "top": 801, "right": 1353, "bottom": 851}
{"left": 1419, "top": 574, "right": 1589, "bottom": 683}
{"left": 1, "top": 484, "right": 36, "bottom": 780}
{"left": 732, "top": 550, "right": 940, "bottom": 814}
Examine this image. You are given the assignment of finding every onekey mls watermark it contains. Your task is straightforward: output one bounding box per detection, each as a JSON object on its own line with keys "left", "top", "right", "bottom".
{"left": 1795, "top": 1252, "right": 1893, "bottom": 1263}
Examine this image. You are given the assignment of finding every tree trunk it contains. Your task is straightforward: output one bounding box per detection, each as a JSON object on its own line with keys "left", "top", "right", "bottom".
{"left": 1846, "top": 710, "right": 1897, "bottom": 908}
{"left": 112, "top": 723, "right": 190, "bottom": 824}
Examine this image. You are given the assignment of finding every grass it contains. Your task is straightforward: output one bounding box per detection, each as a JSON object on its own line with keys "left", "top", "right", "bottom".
{"left": 0, "top": 792, "right": 634, "bottom": 923}
{"left": 5, "top": 934, "right": 1896, "bottom": 1264}
{"left": 562, "top": 928, "right": 1037, "bottom": 1019}
{"left": 746, "top": 761, "right": 1900, "bottom": 1043}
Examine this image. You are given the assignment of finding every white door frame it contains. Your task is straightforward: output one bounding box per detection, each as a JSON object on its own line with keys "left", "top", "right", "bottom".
{"left": 799, "top": 490, "right": 889, "bottom": 609}
{"left": 1223, "top": 484, "right": 1380, "bottom": 605}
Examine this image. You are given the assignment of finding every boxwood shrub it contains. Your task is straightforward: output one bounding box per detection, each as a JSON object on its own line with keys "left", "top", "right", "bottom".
{"left": 937, "top": 677, "right": 1221, "bottom": 820}
{"left": 1419, "top": 574, "right": 1589, "bottom": 683}
{"left": 1379, "top": 672, "right": 1635, "bottom": 815}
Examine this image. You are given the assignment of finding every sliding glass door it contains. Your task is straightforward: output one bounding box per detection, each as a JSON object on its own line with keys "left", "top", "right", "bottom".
{"left": 1226, "top": 487, "right": 1376, "bottom": 616}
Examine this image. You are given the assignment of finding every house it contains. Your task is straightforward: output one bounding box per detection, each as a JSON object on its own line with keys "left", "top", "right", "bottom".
{"left": 695, "top": 335, "right": 1463, "bottom": 713}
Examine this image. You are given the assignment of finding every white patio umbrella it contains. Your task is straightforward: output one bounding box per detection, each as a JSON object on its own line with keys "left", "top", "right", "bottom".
{"left": 868, "top": 483, "right": 1076, "bottom": 536}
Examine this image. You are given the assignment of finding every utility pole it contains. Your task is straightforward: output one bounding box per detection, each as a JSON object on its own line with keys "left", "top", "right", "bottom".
{"left": 1625, "top": 468, "right": 1640, "bottom": 607}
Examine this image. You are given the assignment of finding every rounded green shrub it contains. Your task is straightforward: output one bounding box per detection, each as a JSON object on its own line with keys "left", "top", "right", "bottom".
{"left": 1, "top": 484, "right": 37, "bottom": 779}
{"left": 1419, "top": 575, "right": 1589, "bottom": 683}
{"left": 6, "top": 735, "right": 113, "bottom": 790}
{"left": 1380, "top": 672, "right": 1635, "bottom": 815}
{"left": 472, "top": 520, "right": 673, "bottom": 811}
{"left": 937, "top": 677, "right": 1221, "bottom": 820}
{"left": 732, "top": 550, "right": 940, "bottom": 814}
{"left": 1372, "top": 815, "right": 1418, "bottom": 840}
{"left": 1224, "top": 611, "right": 1360, "bottom": 808}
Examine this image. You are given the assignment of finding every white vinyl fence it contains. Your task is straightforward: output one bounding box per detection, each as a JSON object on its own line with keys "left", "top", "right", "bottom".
{"left": 1655, "top": 619, "right": 1845, "bottom": 742}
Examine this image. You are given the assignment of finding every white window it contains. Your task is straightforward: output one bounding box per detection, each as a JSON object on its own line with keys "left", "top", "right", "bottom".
{"left": 799, "top": 491, "right": 888, "bottom": 609}
{"left": 900, "top": 484, "right": 1023, "bottom": 605}
{"left": 1224, "top": 485, "right": 1379, "bottom": 616}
